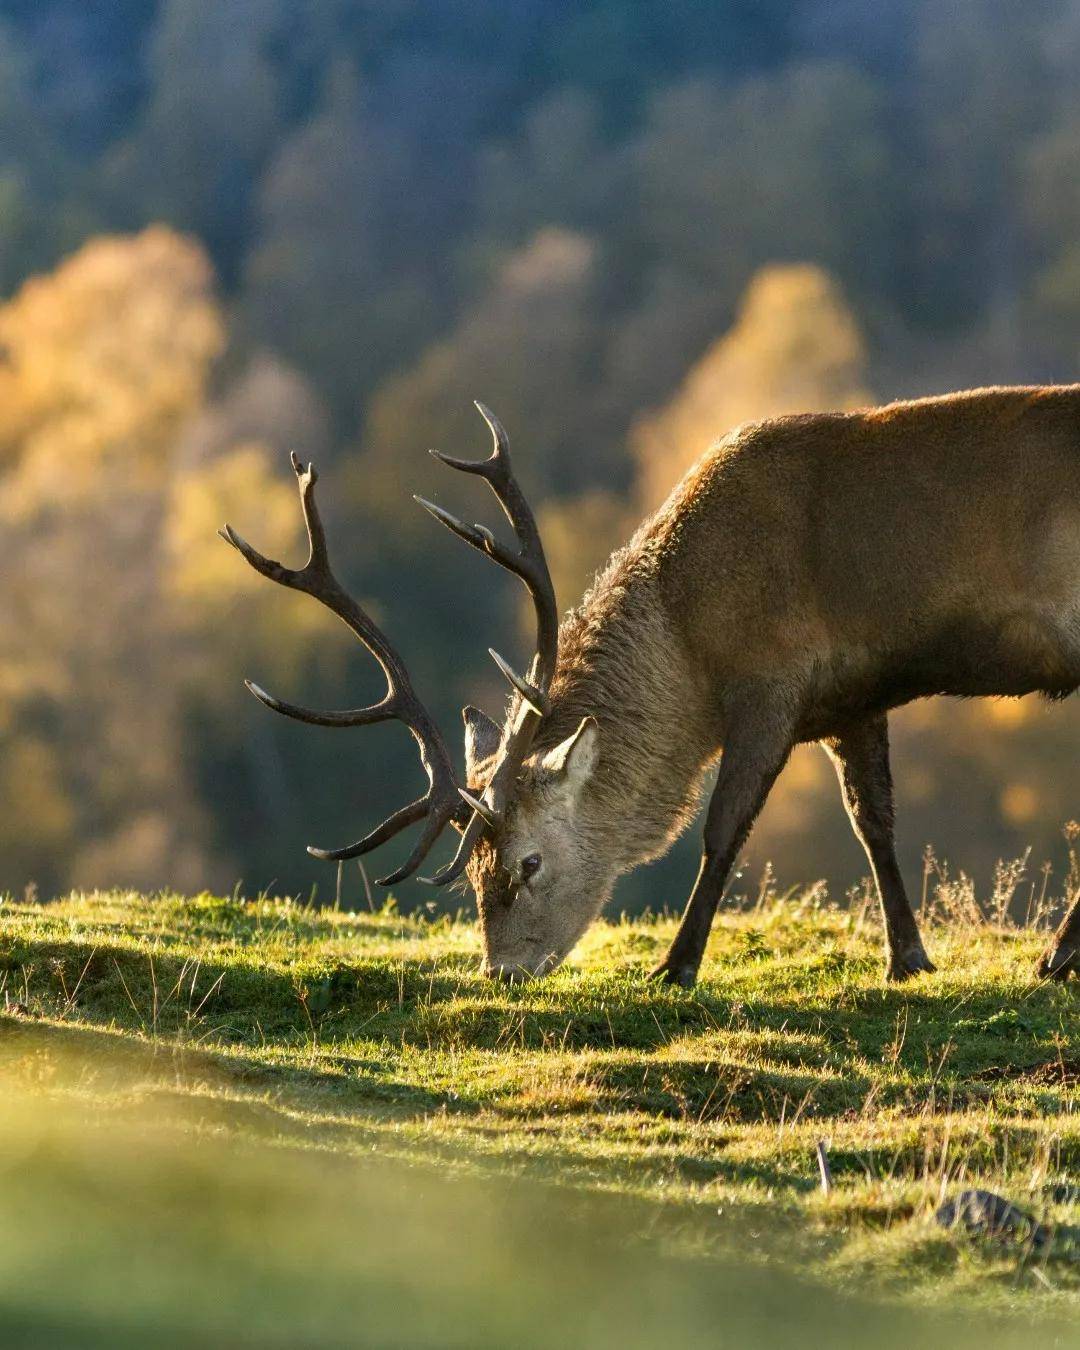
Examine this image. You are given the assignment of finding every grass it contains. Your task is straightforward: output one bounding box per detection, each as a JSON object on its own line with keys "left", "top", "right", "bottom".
{"left": 1, "top": 878, "right": 1079, "bottom": 1339}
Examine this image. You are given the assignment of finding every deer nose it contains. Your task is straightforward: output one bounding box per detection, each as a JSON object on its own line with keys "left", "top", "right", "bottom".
{"left": 482, "top": 961, "right": 533, "bottom": 984}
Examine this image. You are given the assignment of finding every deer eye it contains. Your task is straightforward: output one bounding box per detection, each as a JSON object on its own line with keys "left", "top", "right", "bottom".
{"left": 520, "top": 852, "right": 542, "bottom": 882}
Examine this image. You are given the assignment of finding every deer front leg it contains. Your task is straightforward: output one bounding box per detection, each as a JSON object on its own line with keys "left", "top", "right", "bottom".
{"left": 823, "top": 715, "right": 934, "bottom": 981}
{"left": 1038, "top": 897, "right": 1080, "bottom": 981}
{"left": 651, "top": 715, "right": 793, "bottom": 988}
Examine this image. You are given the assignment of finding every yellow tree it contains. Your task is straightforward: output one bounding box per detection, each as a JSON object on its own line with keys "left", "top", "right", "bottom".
{"left": 0, "top": 226, "right": 224, "bottom": 501}
{"left": 632, "top": 263, "right": 873, "bottom": 510}
{"left": 0, "top": 228, "right": 308, "bottom": 895}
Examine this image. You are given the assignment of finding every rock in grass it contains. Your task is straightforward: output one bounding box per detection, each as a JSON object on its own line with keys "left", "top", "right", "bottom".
{"left": 935, "top": 1189, "right": 1049, "bottom": 1250}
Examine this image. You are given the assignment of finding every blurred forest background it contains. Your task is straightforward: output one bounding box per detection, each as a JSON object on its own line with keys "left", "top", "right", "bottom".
{"left": 3, "top": 0, "right": 1080, "bottom": 911}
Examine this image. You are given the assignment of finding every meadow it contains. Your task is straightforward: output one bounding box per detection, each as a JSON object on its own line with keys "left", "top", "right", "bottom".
{"left": 1, "top": 873, "right": 1079, "bottom": 1342}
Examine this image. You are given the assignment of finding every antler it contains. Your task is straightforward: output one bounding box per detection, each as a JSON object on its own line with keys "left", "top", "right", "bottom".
{"left": 220, "top": 453, "right": 465, "bottom": 886}
{"left": 414, "top": 403, "right": 559, "bottom": 884}
{"left": 222, "top": 406, "right": 559, "bottom": 892}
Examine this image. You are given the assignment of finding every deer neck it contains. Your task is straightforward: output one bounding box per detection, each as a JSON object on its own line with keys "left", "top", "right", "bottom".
{"left": 534, "top": 566, "right": 714, "bottom": 869}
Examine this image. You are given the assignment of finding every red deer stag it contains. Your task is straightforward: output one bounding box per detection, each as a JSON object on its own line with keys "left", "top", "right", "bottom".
{"left": 222, "top": 389, "right": 1080, "bottom": 987}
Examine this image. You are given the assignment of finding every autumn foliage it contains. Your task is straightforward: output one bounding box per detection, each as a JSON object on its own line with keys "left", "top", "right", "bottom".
{"left": 3, "top": 3, "right": 1080, "bottom": 903}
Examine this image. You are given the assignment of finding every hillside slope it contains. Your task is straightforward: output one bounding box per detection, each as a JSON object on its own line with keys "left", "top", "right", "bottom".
{"left": 1, "top": 887, "right": 1079, "bottom": 1326}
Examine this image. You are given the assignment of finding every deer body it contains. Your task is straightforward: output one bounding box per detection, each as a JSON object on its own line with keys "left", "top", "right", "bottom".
{"left": 654, "top": 385, "right": 1080, "bottom": 728}
{"left": 227, "top": 387, "right": 1080, "bottom": 988}
{"left": 468, "top": 385, "right": 1080, "bottom": 983}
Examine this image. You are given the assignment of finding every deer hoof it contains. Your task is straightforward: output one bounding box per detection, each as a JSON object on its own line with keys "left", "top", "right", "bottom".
{"left": 1037, "top": 941, "right": 1077, "bottom": 982}
{"left": 887, "top": 944, "right": 936, "bottom": 981}
{"left": 649, "top": 958, "right": 698, "bottom": 989}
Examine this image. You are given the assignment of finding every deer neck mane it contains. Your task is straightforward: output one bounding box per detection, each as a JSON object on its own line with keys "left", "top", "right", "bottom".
{"left": 530, "top": 539, "right": 714, "bottom": 868}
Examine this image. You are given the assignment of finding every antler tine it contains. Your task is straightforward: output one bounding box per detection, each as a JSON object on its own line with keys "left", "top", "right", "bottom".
{"left": 371, "top": 805, "right": 469, "bottom": 887}
{"left": 307, "top": 793, "right": 467, "bottom": 887}
{"left": 290, "top": 450, "right": 330, "bottom": 570}
{"left": 421, "top": 809, "right": 487, "bottom": 886}
{"left": 222, "top": 454, "right": 464, "bottom": 883}
{"left": 426, "top": 400, "right": 508, "bottom": 474}
{"left": 413, "top": 497, "right": 498, "bottom": 556}
{"left": 487, "top": 649, "right": 548, "bottom": 716}
{"left": 307, "top": 797, "right": 428, "bottom": 866}
{"left": 457, "top": 787, "right": 498, "bottom": 830}
{"left": 245, "top": 680, "right": 396, "bottom": 728}
{"left": 425, "top": 402, "right": 559, "bottom": 687}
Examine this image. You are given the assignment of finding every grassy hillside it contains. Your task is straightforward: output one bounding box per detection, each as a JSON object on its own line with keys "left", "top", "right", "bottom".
{"left": 1, "top": 885, "right": 1079, "bottom": 1340}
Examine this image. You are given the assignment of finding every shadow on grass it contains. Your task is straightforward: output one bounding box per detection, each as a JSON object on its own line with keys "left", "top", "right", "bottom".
{"left": 3, "top": 926, "right": 1078, "bottom": 1135}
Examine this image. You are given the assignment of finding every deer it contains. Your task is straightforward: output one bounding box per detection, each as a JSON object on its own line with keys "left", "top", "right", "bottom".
{"left": 222, "top": 388, "right": 1080, "bottom": 988}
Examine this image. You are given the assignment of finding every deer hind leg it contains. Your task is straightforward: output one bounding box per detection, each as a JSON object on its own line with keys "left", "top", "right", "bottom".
{"left": 1038, "top": 897, "right": 1080, "bottom": 981}
{"left": 823, "top": 714, "right": 934, "bottom": 981}
{"left": 652, "top": 708, "right": 794, "bottom": 988}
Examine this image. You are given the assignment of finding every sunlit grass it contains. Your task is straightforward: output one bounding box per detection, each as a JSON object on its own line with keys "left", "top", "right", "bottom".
{"left": 1, "top": 885, "right": 1078, "bottom": 1328}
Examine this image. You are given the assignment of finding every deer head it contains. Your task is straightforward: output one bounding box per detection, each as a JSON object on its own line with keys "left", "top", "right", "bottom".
{"left": 222, "top": 403, "right": 599, "bottom": 980}
{"left": 461, "top": 707, "right": 614, "bottom": 981}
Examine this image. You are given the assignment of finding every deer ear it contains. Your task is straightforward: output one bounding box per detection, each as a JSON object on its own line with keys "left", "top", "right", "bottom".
{"left": 541, "top": 717, "right": 599, "bottom": 792}
{"left": 462, "top": 705, "right": 501, "bottom": 774}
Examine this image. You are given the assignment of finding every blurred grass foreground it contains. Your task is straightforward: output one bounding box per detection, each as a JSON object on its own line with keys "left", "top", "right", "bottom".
{"left": 0, "top": 1085, "right": 1041, "bottom": 1350}
{"left": 1, "top": 888, "right": 1079, "bottom": 1344}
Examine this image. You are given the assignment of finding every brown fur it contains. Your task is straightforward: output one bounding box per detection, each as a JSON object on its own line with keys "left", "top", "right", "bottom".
{"left": 467, "top": 386, "right": 1080, "bottom": 984}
